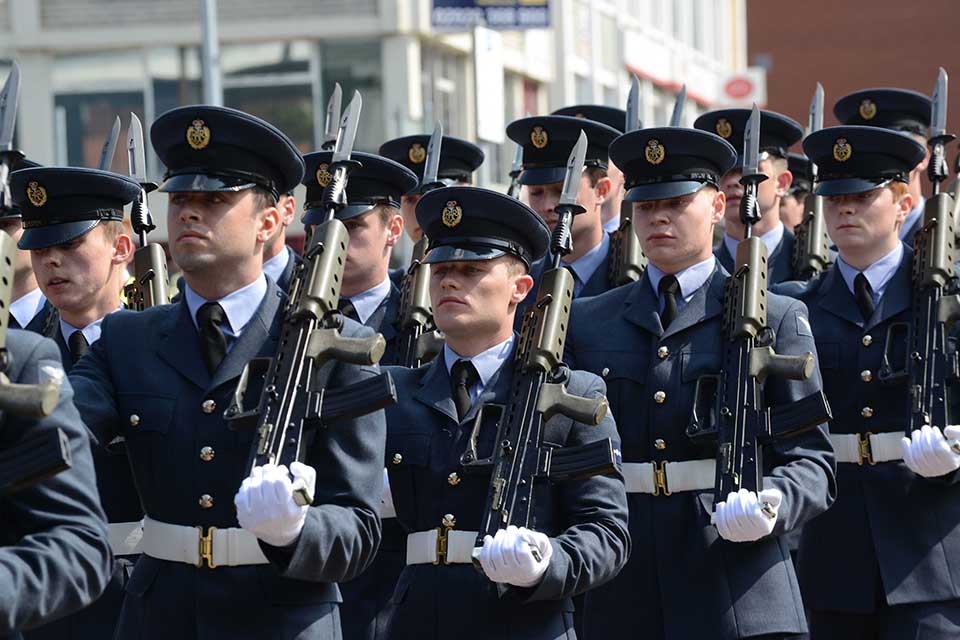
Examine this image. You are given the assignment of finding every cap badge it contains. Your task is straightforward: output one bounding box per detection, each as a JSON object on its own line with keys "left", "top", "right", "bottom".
{"left": 316, "top": 163, "right": 332, "bottom": 188}
{"left": 408, "top": 143, "right": 426, "bottom": 164}
{"left": 26, "top": 181, "right": 47, "bottom": 207}
{"left": 442, "top": 200, "right": 463, "bottom": 228}
{"left": 645, "top": 139, "right": 665, "bottom": 165}
{"left": 530, "top": 126, "right": 548, "bottom": 149}
{"left": 186, "top": 118, "right": 211, "bottom": 150}
{"left": 715, "top": 118, "right": 733, "bottom": 139}
{"left": 859, "top": 99, "right": 877, "bottom": 121}
{"left": 833, "top": 137, "right": 852, "bottom": 162}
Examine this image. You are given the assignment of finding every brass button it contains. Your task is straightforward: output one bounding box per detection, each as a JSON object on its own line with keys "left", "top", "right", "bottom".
{"left": 200, "top": 446, "right": 215, "bottom": 462}
{"left": 862, "top": 335, "right": 873, "bottom": 347}
{"left": 198, "top": 494, "right": 214, "bottom": 509}
{"left": 601, "top": 367, "right": 610, "bottom": 377}
{"left": 657, "top": 346, "right": 669, "bottom": 359}
{"left": 654, "top": 438, "right": 666, "bottom": 450}
{"left": 129, "top": 414, "right": 140, "bottom": 427}
{"left": 654, "top": 391, "right": 666, "bottom": 404}
{"left": 391, "top": 453, "right": 403, "bottom": 465}
{"left": 447, "top": 472, "right": 461, "bottom": 486}
{"left": 442, "top": 513, "right": 456, "bottom": 528}
{"left": 202, "top": 399, "right": 216, "bottom": 414}
{"left": 860, "top": 370, "right": 873, "bottom": 383}
{"left": 861, "top": 406, "right": 874, "bottom": 418}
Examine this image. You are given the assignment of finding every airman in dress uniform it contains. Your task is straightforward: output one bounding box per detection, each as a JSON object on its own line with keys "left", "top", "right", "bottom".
{"left": 506, "top": 115, "right": 620, "bottom": 302}
{"left": 774, "top": 125, "right": 960, "bottom": 639}
{"left": 0, "top": 330, "right": 113, "bottom": 640}
{"left": 301, "top": 149, "right": 418, "bottom": 640}
{"left": 378, "top": 135, "right": 484, "bottom": 242}
{"left": 552, "top": 105, "right": 628, "bottom": 234}
{"left": 833, "top": 88, "right": 932, "bottom": 248}
{"left": 694, "top": 109, "right": 804, "bottom": 285}
{"left": 9, "top": 165, "right": 145, "bottom": 640}
{"left": 564, "top": 127, "right": 835, "bottom": 640}
{"left": 261, "top": 189, "right": 302, "bottom": 293}
{"left": 381, "top": 186, "right": 629, "bottom": 640}
{"left": 66, "top": 105, "right": 387, "bottom": 640}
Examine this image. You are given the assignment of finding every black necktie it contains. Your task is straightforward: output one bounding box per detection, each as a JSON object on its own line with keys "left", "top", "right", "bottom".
{"left": 450, "top": 359, "right": 480, "bottom": 421}
{"left": 67, "top": 330, "right": 88, "bottom": 364}
{"left": 338, "top": 298, "right": 360, "bottom": 323}
{"left": 197, "top": 302, "right": 227, "bottom": 374}
{"left": 854, "top": 273, "right": 875, "bottom": 322}
{"left": 658, "top": 275, "right": 681, "bottom": 330}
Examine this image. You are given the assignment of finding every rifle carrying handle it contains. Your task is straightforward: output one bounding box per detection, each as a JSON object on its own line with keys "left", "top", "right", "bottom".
{"left": 537, "top": 381, "right": 608, "bottom": 425}
{"left": 307, "top": 328, "right": 386, "bottom": 366}
{"left": 751, "top": 347, "right": 815, "bottom": 383}
{"left": 0, "top": 380, "right": 59, "bottom": 418}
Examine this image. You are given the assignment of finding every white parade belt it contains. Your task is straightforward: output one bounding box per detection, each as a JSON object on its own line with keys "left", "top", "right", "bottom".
{"left": 108, "top": 521, "right": 144, "bottom": 556}
{"left": 621, "top": 459, "right": 715, "bottom": 495}
{"left": 406, "top": 528, "right": 478, "bottom": 565}
{"left": 829, "top": 431, "right": 905, "bottom": 465}
{"left": 140, "top": 516, "right": 269, "bottom": 568}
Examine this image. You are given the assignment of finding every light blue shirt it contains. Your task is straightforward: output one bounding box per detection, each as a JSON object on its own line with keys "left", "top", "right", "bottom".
{"left": 567, "top": 232, "right": 610, "bottom": 296}
{"left": 602, "top": 215, "right": 621, "bottom": 234}
{"left": 836, "top": 242, "right": 904, "bottom": 306}
{"left": 723, "top": 221, "right": 785, "bottom": 261}
{"left": 900, "top": 196, "right": 925, "bottom": 240}
{"left": 443, "top": 335, "right": 515, "bottom": 404}
{"left": 647, "top": 255, "right": 716, "bottom": 314}
{"left": 263, "top": 245, "right": 291, "bottom": 285}
{"left": 60, "top": 305, "right": 122, "bottom": 346}
{"left": 343, "top": 276, "right": 392, "bottom": 325}
{"left": 185, "top": 274, "right": 268, "bottom": 350}
{"left": 10, "top": 288, "right": 46, "bottom": 329}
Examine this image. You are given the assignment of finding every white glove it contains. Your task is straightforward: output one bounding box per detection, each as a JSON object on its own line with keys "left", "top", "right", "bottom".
{"left": 711, "top": 488, "right": 782, "bottom": 542}
{"left": 234, "top": 462, "right": 316, "bottom": 547}
{"left": 902, "top": 425, "right": 960, "bottom": 478}
{"left": 477, "top": 525, "right": 553, "bottom": 588}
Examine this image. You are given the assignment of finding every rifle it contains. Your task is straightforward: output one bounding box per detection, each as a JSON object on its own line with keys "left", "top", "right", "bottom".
{"left": 395, "top": 123, "right": 444, "bottom": 367}
{"left": 225, "top": 91, "right": 397, "bottom": 505}
{"left": 506, "top": 141, "right": 523, "bottom": 199}
{"left": 97, "top": 116, "right": 120, "bottom": 171}
{"left": 792, "top": 83, "right": 832, "bottom": 280}
{"left": 122, "top": 113, "right": 169, "bottom": 310}
{"left": 879, "top": 68, "right": 960, "bottom": 454}
{"left": 608, "top": 74, "right": 647, "bottom": 286}
{"left": 687, "top": 105, "right": 831, "bottom": 504}
{"left": 462, "top": 131, "right": 620, "bottom": 564}
{"left": 0, "top": 64, "right": 66, "bottom": 494}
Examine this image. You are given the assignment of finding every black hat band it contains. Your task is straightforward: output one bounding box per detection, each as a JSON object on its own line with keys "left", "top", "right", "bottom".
{"left": 22, "top": 208, "right": 123, "bottom": 229}
{"left": 627, "top": 172, "right": 719, "bottom": 188}
{"left": 819, "top": 171, "right": 908, "bottom": 184}
{"left": 522, "top": 158, "right": 608, "bottom": 171}
{"left": 164, "top": 166, "right": 279, "bottom": 200}
{"left": 429, "top": 235, "right": 530, "bottom": 266}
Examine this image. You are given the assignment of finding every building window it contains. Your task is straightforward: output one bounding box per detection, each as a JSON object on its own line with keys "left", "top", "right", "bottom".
{"left": 422, "top": 46, "right": 466, "bottom": 138}
{"left": 319, "top": 40, "right": 384, "bottom": 153}
{"left": 575, "top": 74, "right": 592, "bottom": 104}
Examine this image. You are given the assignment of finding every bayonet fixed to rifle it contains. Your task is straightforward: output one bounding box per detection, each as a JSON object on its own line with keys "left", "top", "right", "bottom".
{"left": 880, "top": 68, "right": 960, "bottom": 454}
{"left": 670, "top": 84, "right": 687, "bottom": 128}
{"left": 506, "top": 140, "right": 523, "bottom": 200}
{"left": 225, "top": 91, "right": 397, "bottom": 505}
{"left": 97, "top": 116, "right": 121, "bottom": 172}
{"left": 395, "top": 123, "right": 445, "bottom": 367}
{"left": 0, "top": 62, "right": 24, "bottom": 215}
{"left": 0, "top": 229, "right": 68, "bottom": 495}
{"left": 123, "top": 113, "right": 169, "bottom": 310}
{"left": 792, "top": 83, "right": 832, "bottom": 280}
{"left": 321, "top": 83, "right": 342, "bottom": 151}
{"left": 462, "top": 131, "right": 620, "bottom": 567}
{"left": 688, "top": 105, "right": 831, "bottom": 506}
{"left": 609, "top": 74, "right": 647, "bottom": 286}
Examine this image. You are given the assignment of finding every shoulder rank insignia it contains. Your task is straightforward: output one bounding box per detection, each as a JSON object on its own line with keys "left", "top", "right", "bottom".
{"left": 833, "top": 137, "right": 852, "bottom": 162}
{"left": 715, "top": 118, "right": 733, "bottom": 139}
{"left": 531, "top": 126, "right": 548, "bottom": 149}
{"left": 859, "top": 99, "right": 877, "bottom": 121}
{"left": 408, "top": 143, "right": 426, "bottom": 164}
{"left": 645, "top": 139, "right": 665, "bottom": 165}
{"left": 26, "top": 181, "right": 47, "bottom": 207}
{"left": 187, "top": 118, "right": 211, "bottom": 150}
{"left": 442, "top": 200, "right": 462, "bottom": 227}
{"left": 316, "top": 163, "right": 332, "bottom": 187}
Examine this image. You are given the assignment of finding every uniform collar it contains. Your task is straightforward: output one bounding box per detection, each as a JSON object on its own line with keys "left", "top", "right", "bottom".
{"left": 602, "top": 215, "right": 621, "bottom": 234}
{"left": 899, "top": 196, "right": 925, "bottom": 240}
{"left": 60, "top": 304, "right": 122, "bottom": 345}
{"left": 443, "top": 335, "right": 515, "bottom": 393}
{"left": 836, "top": 241, "right": 904, "bottom": 303}
{"left": 646, "top": 254, "right": 716, "bottom": 305}
{"left": 723, "top": 221, "right": 785, "bottom": 260}
{"left": 344, "top": 276, "right": 392, "bottom": 325}
{"left": 184, "top": 273, "right": 268, "bottom": 338}
{"left": 10, "top": 287, "right": 46, "bottom": 329}
{"left": 567, "top": 232, "right": 610, "bottom": 288}
{"left": 262, "top": 245, "right": 291, "bottom": 285}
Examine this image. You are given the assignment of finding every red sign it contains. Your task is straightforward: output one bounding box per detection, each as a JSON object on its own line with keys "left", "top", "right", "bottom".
{"left": 724, "top": 77, "right": 755, "bottom": 100}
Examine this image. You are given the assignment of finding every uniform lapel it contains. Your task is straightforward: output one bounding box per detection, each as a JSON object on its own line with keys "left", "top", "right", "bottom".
{"left": 277, "top": 247, "right": 303, "bottom": 293}
{"left": 368, "top": 282, "right": 400, "bottom": 343}
{"left": 578, "top": 240, "right": 612, "bottom": 298}
{"left": 414, "top": 355, "right": 459, "bottom": 423}
{"left": 714, "top": 243, "right": 735, "bottom": 275}
{"left": 623, "top": 274, "right": 664, "bottom": 337}
{"left": 208, "top": 283, "right": 284, "bottom": 393}
{"left": 157, "top": 298, "right": 210, "bottom": 389}
{"left": 23, "top": 299, "right": 52, "bottom": 335}
{"left": 768, "top": 229, "right": 796, "bottom": 283}
{"left": 661, "top": 265, "right": 726, "bottom": 340}
{"left": 864, "top": 246, "right": 913, "bottom": 332}
{"left": 816, "top": 265, "right": 864, "bottom": 328}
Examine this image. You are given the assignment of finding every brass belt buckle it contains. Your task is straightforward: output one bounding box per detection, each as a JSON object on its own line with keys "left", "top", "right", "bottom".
{"left": 434, "top": 515, "right": 456, "bottom": 565}
{"left": 653, "top": 461, "right": 671, "bottom": 496}
{"left": 197, "top": 526, "right": 217, "bottom": 569}
{"left": 857, "top": 432, "right": 875, "bottom": 466}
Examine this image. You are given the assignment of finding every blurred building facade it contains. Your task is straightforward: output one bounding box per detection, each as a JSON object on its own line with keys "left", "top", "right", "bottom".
{"left": 1, "top": 0, "right": 752, "bottom": 246}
